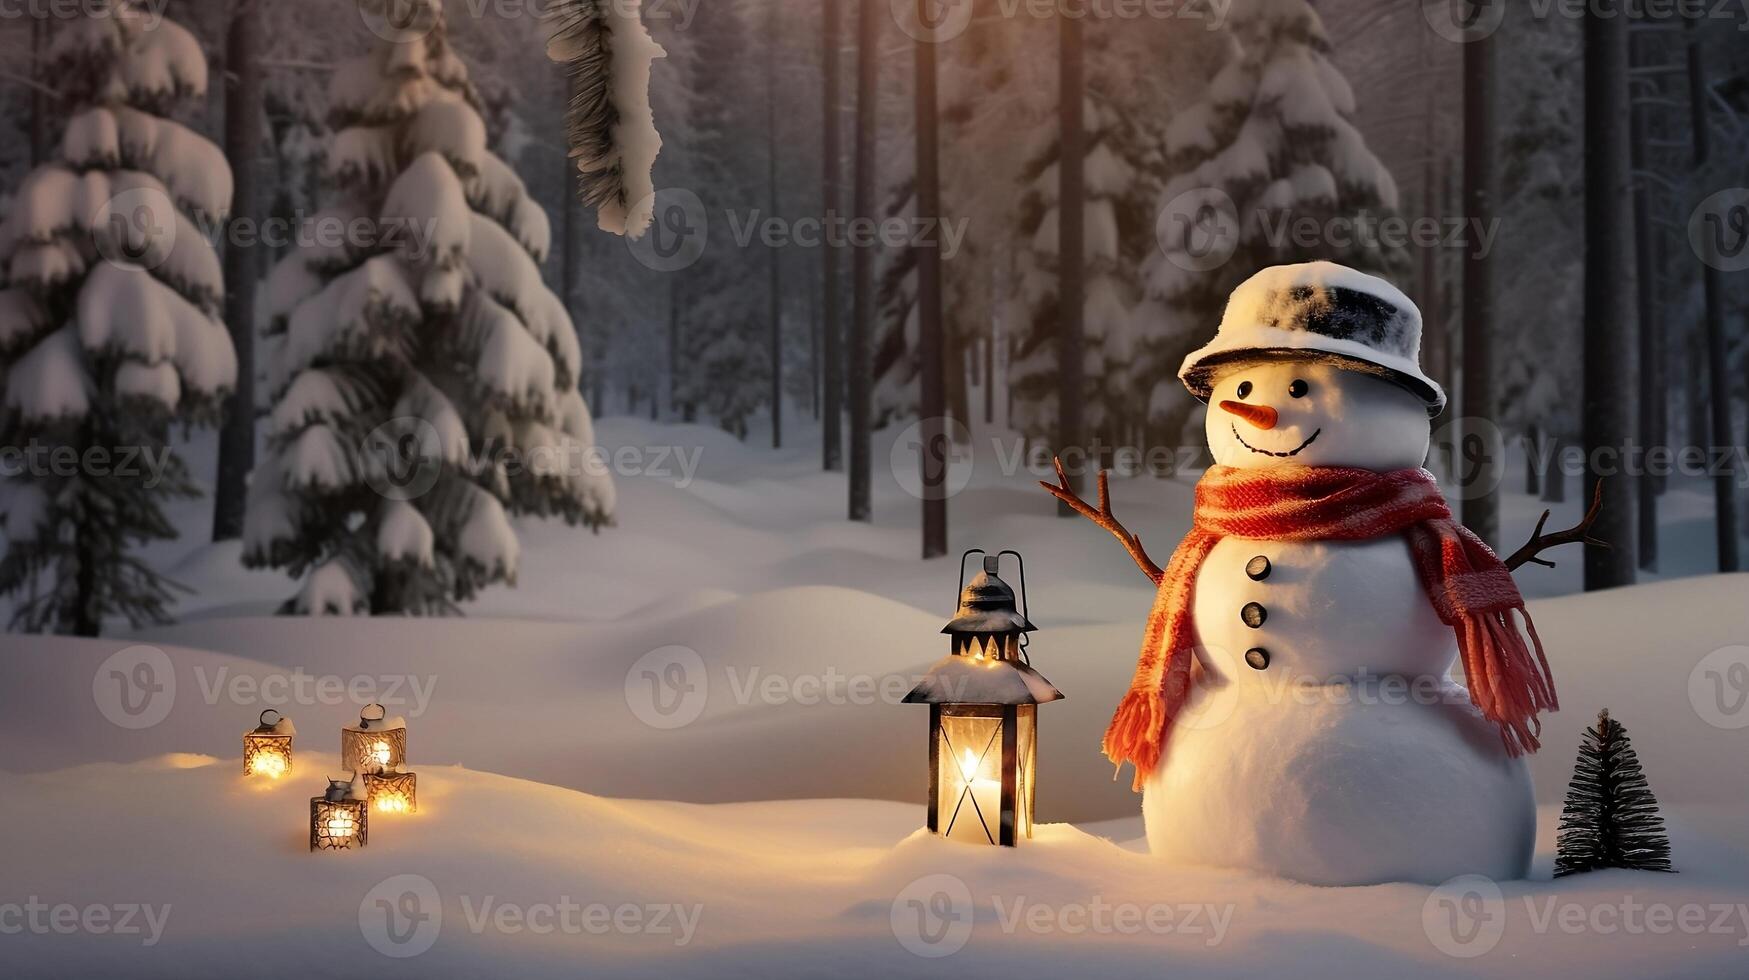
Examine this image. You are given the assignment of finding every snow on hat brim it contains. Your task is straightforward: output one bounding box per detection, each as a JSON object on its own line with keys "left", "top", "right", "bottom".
{"left": 1180, "top": 338, "right": 1447, "bottom": 416}
{"left": 1178, "top": 262, "right": 1447, "bottom": 417}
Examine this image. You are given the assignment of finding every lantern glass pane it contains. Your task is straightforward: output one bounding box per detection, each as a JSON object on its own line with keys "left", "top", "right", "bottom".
{"left": 310, "top": 798, "right": 369, "bottom": 851}
{"left": 1017, "top": 705, "right": 1036, "bottom": 839}
{"left": 242, "top": 734, "right": 292, "bottom": 778}
{"left": 367, "top": 771, "right": 418, "bottom": 813}
{"left": 341, "top": 728, "right": 406, "bottom": 774}
{"left": 936, "top": 710, "right": 1004, "bottom": 845}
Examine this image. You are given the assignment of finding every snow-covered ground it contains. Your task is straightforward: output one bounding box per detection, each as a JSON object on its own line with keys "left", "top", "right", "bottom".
{"left": 3, "top": 412, "right": 1747, "bottom": 977}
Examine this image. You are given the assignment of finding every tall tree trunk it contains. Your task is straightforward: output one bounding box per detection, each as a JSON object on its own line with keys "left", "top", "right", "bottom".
{"left": 821, "top": 0, "right": 844, "bottom": 471}
{"left": 212, "top": 0, "right": 263, "bottom": 542}
{"left": 30, "top": 17, "right": 51, "bottom": 166}
{"left": 847, "top": 0, "right": 877, "bottom": 521}
{"left": 668, "top": 278, "right": 682, "bottom": 415}
{"left": 949, "top": 336, "right": 970, "bottom": 431}
{"left": 677, "top": 275, "right": 695, "bottom": 420}
{"left": 1525, "top": 423, "right": 1541, "bottom": 496}
{"left": 70, "top": 420, "right": 100, "bottom": 636}
{"left": 809, "top": 275, "right": 821, "bottom": 419}
{"left": 1582, "top": 4, "right": 1637, "bottom": 589}
{"left": 1055, "top": 12, "right": 1086, "bottom": 517}
{"left": 983, "top": 331, "right": 995, "bottom": 426}
{"left": 1416, "top": 26, "right": 1449, "bottom": 476}
{"left": 915, "top": 0, "right": 946, "bottom": 558}
{"left": 1628, "top": 83, "right": 1658, "bottom": 572}
{"left": 1686, "top": 16, "right": 1740, "bottom": 571}
{"left": 1543, "top": 434, "right": 1567, "bottom": 503}
{"left": 766, "top": 3, "right": 784, "bottom": 450}
{"left": 1460, "top": 17, "right": 1499, "bottom": 547}
{"left": 563, "top": 89, "right": 586, "bottom": 396}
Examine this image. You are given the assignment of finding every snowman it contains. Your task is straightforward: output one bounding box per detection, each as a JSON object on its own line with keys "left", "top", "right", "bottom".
{"left": 1045, "top": 261, "right": 1590, "bottom": 886}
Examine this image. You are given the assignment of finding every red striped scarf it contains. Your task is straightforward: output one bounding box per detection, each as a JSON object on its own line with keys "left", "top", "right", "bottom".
{"left": 1104, "top": 465, "right": 1558, "bottom": 790}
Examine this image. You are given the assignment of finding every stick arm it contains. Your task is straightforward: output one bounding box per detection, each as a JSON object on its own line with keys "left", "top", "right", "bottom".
{"left": 1039, "top": 457, "right": 1165, "bottom": 585}
{"left": 1503, "top": 481, "right": 1610, "bottom": 571}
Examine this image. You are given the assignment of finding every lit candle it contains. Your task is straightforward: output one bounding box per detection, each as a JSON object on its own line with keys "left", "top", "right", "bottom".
{"left": 250, "top": 749, "right": 288, "bottom": 779}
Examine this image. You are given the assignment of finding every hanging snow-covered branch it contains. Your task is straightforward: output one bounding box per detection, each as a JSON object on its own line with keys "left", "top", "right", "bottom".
{"left": 545, "top": 0, "right": 665, "bottom": 238}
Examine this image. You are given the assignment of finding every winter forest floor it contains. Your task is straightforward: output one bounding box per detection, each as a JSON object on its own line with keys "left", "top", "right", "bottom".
{"left": 3, "top": 410, "right": 1748, "bottom": 977}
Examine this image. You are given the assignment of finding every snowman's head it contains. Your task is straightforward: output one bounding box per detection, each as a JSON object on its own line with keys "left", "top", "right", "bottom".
{"left": 1203, "top": 359, "right": 1430, "bottom": 472}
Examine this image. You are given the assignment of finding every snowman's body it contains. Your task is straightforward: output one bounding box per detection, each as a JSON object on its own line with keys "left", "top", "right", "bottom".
{"left": 1131, "top": 263, "right": 1544, "bottom": 886}
{"left": 1141, "top": 534, "right": 1535, "bottom": 885}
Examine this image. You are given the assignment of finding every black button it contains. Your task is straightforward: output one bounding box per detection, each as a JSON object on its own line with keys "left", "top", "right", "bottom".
{"left": 1245, "top": 648, "right": 1271, "bottom": 670}
{"left": 1241, "top": 602, "right": 1267, "bottom": 628}
{"left": 1246, "top": 555, "right": 1271, "bottom": 580}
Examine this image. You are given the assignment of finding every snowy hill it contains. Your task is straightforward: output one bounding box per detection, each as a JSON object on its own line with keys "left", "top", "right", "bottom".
{"left": 2, "top": 753, "right": 1746, "bottom": 979}
{"left": 4, "top": 415, "right": 1747, "bottom": 977}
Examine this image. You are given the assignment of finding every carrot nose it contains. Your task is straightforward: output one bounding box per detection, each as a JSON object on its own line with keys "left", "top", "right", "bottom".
{"left": 1219, "top": 400, "right": 1278, "bottom": 430}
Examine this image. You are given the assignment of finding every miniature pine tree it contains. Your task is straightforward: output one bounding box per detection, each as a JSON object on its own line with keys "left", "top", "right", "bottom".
{"left": 1554, "top": 709, "right": 1674, "bottom": 876}
{"left": 0, "top": 1, "right": 235, "bottom": 635}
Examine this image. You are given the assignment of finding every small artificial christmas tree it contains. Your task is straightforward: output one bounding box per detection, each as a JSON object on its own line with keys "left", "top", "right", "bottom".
{"left": 1554, "top": 708, "right": 1675, "bottom": 876}
{"left": 0, "top": 1, "right": 235, "bottom": 635}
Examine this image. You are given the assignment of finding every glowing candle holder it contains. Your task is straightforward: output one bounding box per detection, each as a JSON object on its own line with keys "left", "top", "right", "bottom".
{"left": 365, "top": 767, "right": 418, "bottom": 814}
{"left": 310, "top": 776, "right": 369, "bottom": 851}
{"left": 340, "top": 703, "right": 406, "bottom": 775}
{"left": 242, "top": 709, "right": 295, "bottom": 779}
{"left": 904, "top": 550, "right": 1061, "bottom": 846}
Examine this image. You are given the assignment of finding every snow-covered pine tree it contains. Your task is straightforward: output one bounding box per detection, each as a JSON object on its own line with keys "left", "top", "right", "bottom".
{"left": 245, "top": 0, "right": 611, "bottom": 615}
{"left": 0, "top": 2, "right": 236, "bottom": 635}
{"left": 545, "top": 0, "right": 666, "bottom": 238}
{"left": 1141, "top": 0, "right": 1404, "bottom": 451}
{"left": 672, "top": 0, "right": 766, "bottom": 438}
{"left": 1009, "top": 98, "right": 1158, "bottom": 449}
{"left": 869, "top": 4, "right": 1057, "bottom": 435}
{"left": 1554, "top": 708, "right": 1674, "bottom": 876}
{"left": 872, "top": 179, "right": 919, "bottom": 426}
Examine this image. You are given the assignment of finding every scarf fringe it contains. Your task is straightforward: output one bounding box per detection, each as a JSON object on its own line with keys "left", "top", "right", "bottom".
{"left": 1455, "top": 606, "right": 1559, "bottom": 757}
{"left": 1103, "top": 689, "right": 1162, "bottom": 792}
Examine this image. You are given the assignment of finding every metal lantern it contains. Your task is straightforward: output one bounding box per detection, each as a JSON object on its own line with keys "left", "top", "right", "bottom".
{"left": 242, "top": 709, "right": 294, "bottom": 778}
{"left": 310, "top": 776, "right": 369, "bottom": 851}
{"left": 904, "top": 550, "right": 1062, "bottom": 846}
{"left": 340, "top": 703, "right": 406, "bottom": 775}
{"left": 365, "top": 767, "right": 418, "bottom": 814}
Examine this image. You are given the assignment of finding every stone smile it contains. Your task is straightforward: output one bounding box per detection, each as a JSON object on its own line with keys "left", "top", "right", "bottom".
{"left": 1232, "top": 424, "right": 1322, "bottom": 458}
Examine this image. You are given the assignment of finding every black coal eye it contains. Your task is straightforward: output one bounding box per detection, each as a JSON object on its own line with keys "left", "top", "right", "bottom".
{"left": 1235, "top": 381, "right": 1253, "bottom": 399}
{"left": 1288, "top": 379, "right": 1309, "bottom": 398}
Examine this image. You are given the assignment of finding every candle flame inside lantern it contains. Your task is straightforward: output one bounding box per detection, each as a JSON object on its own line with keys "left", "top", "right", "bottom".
{"left": 376, "top": 794, "right": 408, "bottom": 813}
{"left": 326, "top": 810, "right": 356, "bottom": 838}
{"left": 372, "top": 741, "right": 392, "bottom": 767}
{"left": 249, "top": 749, "right": 288, "bottom": 779}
